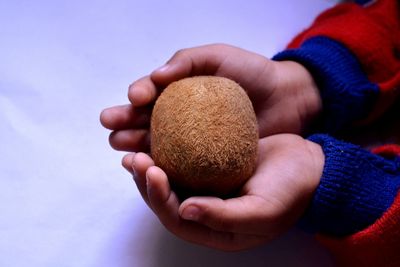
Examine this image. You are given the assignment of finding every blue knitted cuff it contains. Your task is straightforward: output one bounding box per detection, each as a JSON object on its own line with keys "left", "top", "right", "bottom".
{"left": 355, "top": 0, "right": 374, "bottom": 5}
{"left": 273, "top": 36, "right": 379, "bottom": 133}
{"left": 302, "top": 134, "right": 400, "bottom": 236}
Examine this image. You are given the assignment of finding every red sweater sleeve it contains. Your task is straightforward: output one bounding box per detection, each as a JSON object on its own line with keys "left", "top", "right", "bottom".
{"left": 288, "top": 0, "right": 400, "bottom": 122}
{"left": 278, "top": 1, "right": 400, "bottom": 266}
{"left": 317, "top": 193, "right": 400, "bottom": 267}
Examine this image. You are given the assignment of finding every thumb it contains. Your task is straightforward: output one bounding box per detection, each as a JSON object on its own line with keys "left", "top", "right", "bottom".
{"left": 178, "top": 195, "right": 279, "bottom": 236}
{"left": 150, "top": 44, "right": 227, "bottom": 86}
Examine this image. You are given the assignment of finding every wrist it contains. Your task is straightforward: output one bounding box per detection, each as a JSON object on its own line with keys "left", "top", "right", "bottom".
{"left": 274, "top": 60, "right": 322, "bottom": 133}
{"left": 273, "top": 37, "right": 379, "bottom": 133}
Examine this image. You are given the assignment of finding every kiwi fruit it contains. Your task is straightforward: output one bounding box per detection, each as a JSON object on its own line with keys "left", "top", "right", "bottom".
{"left": 150, "top": 76, "right": 258, "bottom": 198}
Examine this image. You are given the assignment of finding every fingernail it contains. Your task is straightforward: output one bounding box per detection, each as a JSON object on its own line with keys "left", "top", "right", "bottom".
{"left": 181, "top": 205, "right": 201, "bottom": 221}
{"left": 145, "top": 175, "right": 151, "bottom": 188}
{"left": 155, "top": 64, "right": 170, "bottom": 73}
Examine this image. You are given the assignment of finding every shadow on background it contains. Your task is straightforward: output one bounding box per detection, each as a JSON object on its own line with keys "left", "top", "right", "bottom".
{"left": 102, "top": 206, "right": 334, "bottom": 267}
{"left": 151, "top": 226, "right": 334, "bottom": 267}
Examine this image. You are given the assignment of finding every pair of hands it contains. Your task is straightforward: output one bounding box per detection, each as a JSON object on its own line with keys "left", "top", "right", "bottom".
{"left": 100, "top": 44, "right": 325, "bottom": 251}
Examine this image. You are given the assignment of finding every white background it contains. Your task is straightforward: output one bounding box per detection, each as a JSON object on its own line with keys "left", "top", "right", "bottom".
{"left": 0, "top": 0, "right": 336, "bottom": 266}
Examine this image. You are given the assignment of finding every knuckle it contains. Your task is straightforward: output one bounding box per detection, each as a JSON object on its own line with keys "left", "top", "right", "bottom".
{"left": 127, "top": 81, "right": 138, "bottom": 102}
{"left": 209, "top": 42, "right": 229, "bottom": 49}
{"left": 171, "top": 48, "right": 190, "bottom": 60}
{"left": 204, "top": 209, "right": 234, "bottom": 232}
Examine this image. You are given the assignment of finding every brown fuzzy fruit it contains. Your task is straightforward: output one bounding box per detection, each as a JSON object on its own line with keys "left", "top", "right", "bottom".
{"left": 150, "top": 76, "right": 258, "bottom": 197}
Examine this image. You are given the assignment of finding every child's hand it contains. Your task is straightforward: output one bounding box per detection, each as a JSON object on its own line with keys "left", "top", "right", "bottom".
{"left": 123, "top": 134, "right": 324, "bottom": 251}
{"left": 100, "top": 44, "right": 322, "bottom": 153}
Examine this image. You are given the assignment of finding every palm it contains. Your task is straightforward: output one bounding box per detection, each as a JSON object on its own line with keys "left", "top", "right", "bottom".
{"left": 123, "top": 134, "right": 324, "bottom": 251}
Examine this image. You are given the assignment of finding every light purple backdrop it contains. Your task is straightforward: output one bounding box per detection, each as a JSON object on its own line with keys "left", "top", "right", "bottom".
{"left": 0, "top": 1, "right": 336, "bottom": 266}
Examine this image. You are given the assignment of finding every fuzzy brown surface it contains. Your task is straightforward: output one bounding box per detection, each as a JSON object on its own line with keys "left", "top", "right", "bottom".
{"left": 151, "top": 76, "right": 259, "bottom": 197}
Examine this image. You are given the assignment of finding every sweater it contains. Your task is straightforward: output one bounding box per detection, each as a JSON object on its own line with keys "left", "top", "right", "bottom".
{"left": 273, "top": 0, "right": 400, "bottom": 266}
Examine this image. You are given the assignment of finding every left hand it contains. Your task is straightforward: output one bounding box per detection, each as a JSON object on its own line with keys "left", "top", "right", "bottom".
{"left": 100, "top": 44, "right": 322, "bottom": 153}
{"left": 123, "top": 134, "right": 324, "bottom": 251}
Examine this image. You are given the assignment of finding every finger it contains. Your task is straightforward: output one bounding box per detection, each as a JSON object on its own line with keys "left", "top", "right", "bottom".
{"left": 150, "top": 44, "right": 228, "bottom": 86}
{"left": 109, "top": 129, "right": 150, "bottom": 152}
{"left": 100, "top": 104, "right": 151, "bottom": 130}
{"left": 131, "top": 152, "right": 155, "bottom": 208}
{"left": 122, "top": 153, "right": 135, "bottom": 174}
{"left": 145, "top": 166, "right": 182, "bottom": 228}
{"left": 128, "top": 76, "right": 158, "bottom": 107}
{"left": 178, "top": 195, "right": 279, "bottom": 238}
{"left": 144, "top": 166, "right": 268, "bottom": 250}
{"left": 187, "top": 136, "right": 317, "bottom": 236}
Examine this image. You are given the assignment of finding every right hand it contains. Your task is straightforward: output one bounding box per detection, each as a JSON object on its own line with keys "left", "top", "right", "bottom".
{"left": 121, "top": 134, "right": 324, "bottom": 251}
{"left": 100, "top": 43, "right": 322, "bottom": 153}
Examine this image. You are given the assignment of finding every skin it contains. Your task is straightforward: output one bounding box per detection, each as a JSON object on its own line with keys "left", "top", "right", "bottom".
{"left": 100, "top": 43, "right": 325, "bottom": 251}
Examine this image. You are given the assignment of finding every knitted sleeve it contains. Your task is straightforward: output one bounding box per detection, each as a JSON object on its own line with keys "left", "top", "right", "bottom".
{"left": 271, "top": 1, "right": 400, "bottom": 265}
{"left": 303, "top": 134, "right": 400, "bottom": 267}
{"left": 273, "top": 0, "right": 400, "bottom": 133}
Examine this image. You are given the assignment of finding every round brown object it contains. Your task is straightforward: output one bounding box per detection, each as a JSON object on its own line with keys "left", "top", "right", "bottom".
{"left": 150, "top": 76, "right": 258, "bottom": 197}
